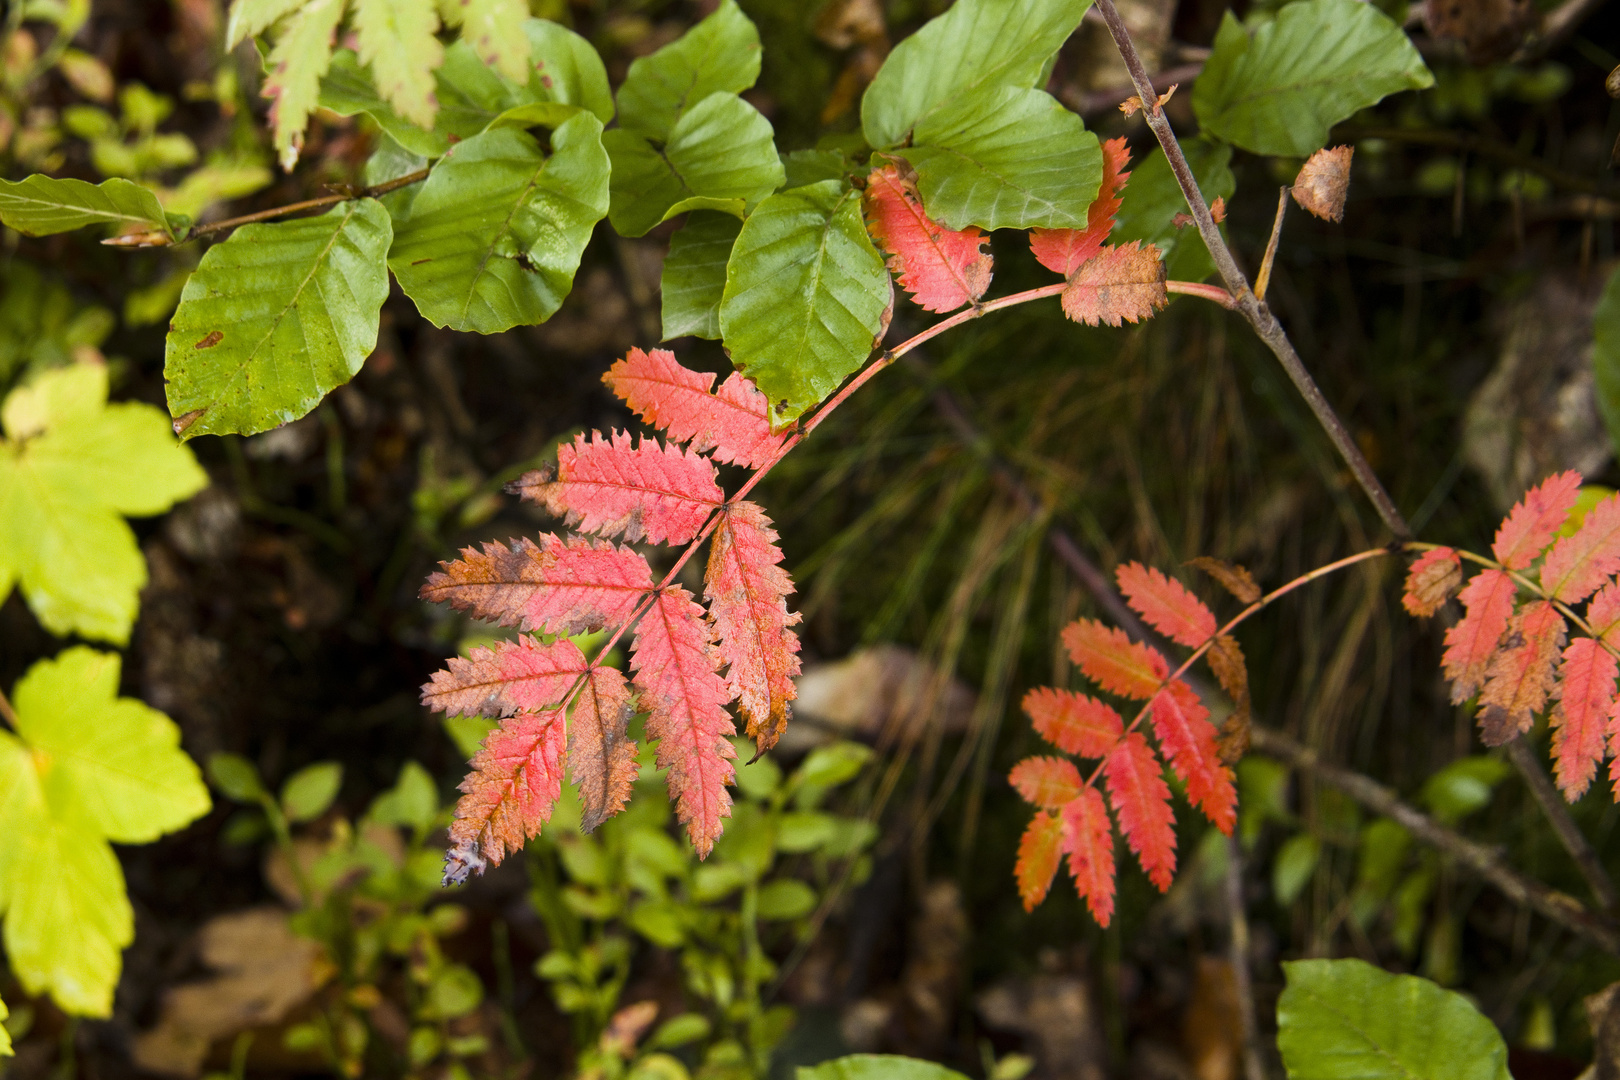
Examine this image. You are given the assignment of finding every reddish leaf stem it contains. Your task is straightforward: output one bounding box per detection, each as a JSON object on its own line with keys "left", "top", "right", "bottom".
{"left": 0, "top": 685, "right": 16, "bottom": 730}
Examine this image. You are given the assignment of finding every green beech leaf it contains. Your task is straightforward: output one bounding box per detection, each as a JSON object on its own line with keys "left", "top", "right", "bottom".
{"left": 281, "top": 761, "right": 343, "bottom": 822}
{"left": 1111, "top": 138, "right": 1235, "bottom": 282}
{"left": 798, "top": 1056, "right": 972, "bottom": 1080}
{"left": 521, "top": 19, "right": 614, "bottom": 124}
{"left": 860, "top": 0, "right": 1091, "bottom": 150}
{"left": 352, "top": 0, "right": 444, "bottom": 129}
{"left": 1594, "top": 265, "right": 1620, "bottom": 456}
{"left": 0, "top": 175, "right": 173, "bottom": 239}
{"left": 661, "top": 210, "right": 740, "bottom": 340}
{"left": 1277, "top": 959, "right": 1510, "bottom": 1080}
{"left": 263, "top": 0, "right": 345, "bottom": 170}
{"left": 0, "top": 365, "right": 207, "bottom": 643}
{"left": 388, "top": 116, "right": 609, "bottom": 333}
{"left": 0, "top": 648, "right": 210, "bottom": 1017}
{"left": 364, "top": 133, "right": 429, "bottom": 222}
{"left": 0, "top": 991, "right": 10, "bottom": 1056}
{"left": 718, "top": 180, "right": 891, "bottom": 425}
{"left": 1192, "top": 0, "right": 1432, "bottom": 157}
{"left": 165, "top": 198, "right": 393, "bottom": 439}
{"left": 604, "top": 93, "right": 783, "bottom": 237}
{"left": 616, "top": 0, "right": 761, "bottom": 139}
{"left": 902, "top": 85, "right": 1100, "bottom": 231}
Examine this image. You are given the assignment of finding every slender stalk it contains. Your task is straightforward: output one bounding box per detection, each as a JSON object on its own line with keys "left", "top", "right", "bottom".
{"left": 1506, "top": 738, "right": 1618, "bottom": 911}
{"left": 1254, "top": 188, "right": 1289, "bottom": 302}
{"left": 0, "top": 685, "right": 16, "bottom": 729}
{"left": 1251, "top": 725, "right": 1620, "bottom": 954}
{"left": 1225, "top": 835, "right": 1267, "bottom": 1080}
{"left": 1092, "top": 0, "right": 1410, "bottom": 541}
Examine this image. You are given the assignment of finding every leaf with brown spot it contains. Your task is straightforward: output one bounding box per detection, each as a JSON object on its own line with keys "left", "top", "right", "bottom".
{"left": 1059, "top": 242, "right": 1167, "bottom": 327}
{"left": 1402, "top": 547, "right": 1462, "bottom": 617}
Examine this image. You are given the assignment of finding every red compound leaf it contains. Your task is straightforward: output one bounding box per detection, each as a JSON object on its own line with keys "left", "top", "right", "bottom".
{"left": 705, "top": 501, "right": 802, "bottom": 753}
{"left": 631, "top": 586, "right": 737, "bottom": 857}
{"left": 1493, "top": 470, "right": 1582, "bottom": 570}
{"left": 1103, "top": 732, "right": 1176, "bottom": 891}
{"left": 1542, "top": 492, "right": 1620, "bottom": 603}
{"left": 421, "top": 535, "right": 653, "bottom": 636}
{"left": 1061, "top": 785, "right": 1117, "bottom": 927}
{"left": 510, "top": 431, "right": 723, "bottom": 546}
{"left": 1023, "top": 687, "right": 1123, "bottom": 759}
{"left": 1441, "top": 568, "right": 1517, "bottom": 702}
{"left": 1477, "top": 599, "right": 1566, "bottom": 746}
{"left": 1117, "top": 561, "right": 1217, "bottom": 648}
{"left": 1149, "top": 680, "right": 1236, "bottom": 834}
{"left": 1588, "top": 582, "right": 1620, "bottom": 644}
{"left": 1062, "top": 618, "right": 1170, "bottom": 700}
{"left": 602, "top": 348, "right": 786, "bottom": 470}
{"left": 1030, "top": 137, "right": 1131, "bottom": 277}
{"left": 569, "top": 664, "right": 639, "bottom": 832}
{"left": 1015, "top": 810, "right": 1064, "bottom": 911}
{"left": 1551, "top": 637, "right": 1618, "bottom": 800}
{"left": 1010, "top": 756, "right": 1085, "bottom": 810}
{"left": 448, "top": 707, "right": 567, "bottom": 869}
{"left": 422, "top": 635, "right": 588, "bottom": 718}
{"left": 1060, "top": 241, "right": 1167, "bottom": 327}
{"left": 1402, "top": 547, "right": 1462, "bottom": 617}
{"left": 863, "top": 163, "right": 992, "bottom": 313}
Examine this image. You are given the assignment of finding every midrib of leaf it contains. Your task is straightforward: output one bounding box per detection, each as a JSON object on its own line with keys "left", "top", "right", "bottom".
{"left": 786, "top": 191, "right": 849, "bottom": 376}
{"left": 461, "top": 161, "right": 550, "bottom": 321}
{"left": 1, "top": 191, "right": 153, "bottom": 227}
{"left": 570, "top": 471, "right": 721, "bottom": 506}
{"left": 1297, "top": 988, "right": 1425, "bottom": 1080}
{"left": 228, "top": 203, "right": 361, "bottom": 396}
{"left": 891, "top": 185, "right": 976, "bottom": 298}
{"left": 715, "top": 514, "right": 775, "bottom": 676}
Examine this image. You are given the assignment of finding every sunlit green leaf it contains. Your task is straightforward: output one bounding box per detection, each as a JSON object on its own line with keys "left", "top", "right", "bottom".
{"left": 388, "top": 116, "right": 609, "bottom": 333}
{"left": 756, "top": 878, "right": 816, "bottom": 919}
{"left": 1420, "top": 756, "right": 1509, "bottom": 824}
{"left": 208, "top": 753, "right": 268, "bottom": 804}
{"left": 1277, "top": 959, "right": 1510, "bottom": 1080}
{"left": 860, "top": 0, "right": 1091, "bottom": 150}
{"left": 368, "top": 761, "right": 439, "bottom": 830}
{"left": 1271, "top": 833, "right": 1319, "bottom": 905}
{"left": 616, "top": 0, "right": 761, "bottom": 138}
{"left": 661, "top": 211, "right": 740, "bottom": 340}
{"left": 718, "top": 180, "right": 890, "bottom": 425}
{"left": 798, "top": 1056, "right": 972, "bottom": 1080}
{"left": 165, "top": 198, "right": 393, "bottom": 439}
{"left": 902, "top": 85, "right": 1100, "bottom": 231}
{"left": 0, "top": 175, "right": 174, "bottom": 239}
{"left": 281, "top": 761, "right": 343, "bottom": 822}
{"left": 0, "top": 365, "right": 207, "bottom": 642}
{"left": 1191, "top": 0, "right": 1432, "bottom": 157}
{"left": 604, "top": 93, "right": 783, "bottom": 237}
{"left": 225, "top": 0, "right": 306, "bottom": 48}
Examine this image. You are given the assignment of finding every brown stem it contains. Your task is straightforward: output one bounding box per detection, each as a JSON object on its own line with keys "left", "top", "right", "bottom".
{"left": 1254, "top": 187, "right": 1288, "bottom": 302}
{"left": 1092, "top": 0, "right": 1410, "bottom": 542}
{"left": 1226, "top": 834, "right": 1267, "bottom": 1080}
{"left": 1505, "top": 738, "right": 1618, "bottom": 911}
{"left": 0, "top": 685, "right": 16, "bottom": 729}
{"left": 1250, "top": 725, "right": 1620, "bottom": 955}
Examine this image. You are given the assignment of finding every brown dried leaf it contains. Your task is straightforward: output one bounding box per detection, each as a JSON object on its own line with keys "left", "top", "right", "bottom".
{"left": 1477, "top": 600, "right": 1566, "bottom": 746}
{"left": 1209, "top": 196, "right": 1227, "bottom": 223}
{"left": 1060, "top": 242, "right": 1167, "bottom": 327}
{"left": 1207, "top": 635, "right": 1251, "bottom": 765}
{"left": 1186, "top": 557, "right": 1262, "bottom": 606}
{"left": 1291, "top": 146, "right": 1353, "bottom": 222}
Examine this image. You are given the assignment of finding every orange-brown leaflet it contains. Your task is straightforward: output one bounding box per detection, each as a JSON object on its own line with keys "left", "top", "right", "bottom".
{"left": 421, "top": 535, "right": 653, "bottom": 636}
{"left": 1477, "top": 599, "right": 1566, "bottom": 746}
{"left": 569, "top": 664, "right": 639, "bottom": 832}
{"left": 448, "top": 706, "right": 567, "bottom": 866}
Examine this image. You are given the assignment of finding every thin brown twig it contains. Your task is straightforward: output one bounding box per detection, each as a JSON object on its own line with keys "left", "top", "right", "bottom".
{"left": 1254, "top": 187, "right": 1289, "bottom": 302}
{"left": 1250, "top": 725, "right": 1620, "bottom": 955}
{"left": 1225, "top": 834, "right": 1267, "bottom": 1080}
{"left": 1505, "top": 738, "right": 1618, "bottom": 911}
{"left": 1093, "top": 0, "right": 1411, "bottom": 543}
{"left": 0, "top": 685, "right": 16, "bottom": 729}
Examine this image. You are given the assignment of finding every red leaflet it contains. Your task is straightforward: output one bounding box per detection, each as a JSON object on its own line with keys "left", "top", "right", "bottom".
{"left": 1551, "top": 637, "right": 1618, "bottom": 799}
{"left": 1030, "top": 136, "right": 1131, "bottom": 276}
{"left": 1441, "top": 569, "right": 1517, "bottom": 702}
{"left": 1541, "top": 492, "right": 1620, "bottom": 603}
{"left": 1015, "top": 811, "right": 1064, "bottom": 911}
{"left": 705, "top": 501, "right": 802, "bottom": 752}
{"left": 602, "top": 348, "right": 786, "bottom": 470}
{"left": 421, "top": 535, "right": 653, "bottom": 636}
{"left": 1060, "top": 241, "right": 1167, "bottom": 328}
{"left": 1061, "top": 785, "right": 1117, "bottom": 927}
{"left": 1149, "top": 680, "right": 1236, "bottom": 834}
{"left": 1010, "top": 756, "right": 1085, "bottom": 809}
{"left": 1062, "top": 618, "right": 1170, "bottom": 700}
{"left": 1103, "top": 732, "right": 1176, "bottom": 891}
{"left": 1588, "top": 582, "right": 1620, "bottom": 644}
{"left": 422, "top": 635, "right": 588, "bottom": 717}
{"left": 1117, "top": 562, "right": 1217, "bottom": 648}
{"left": 863, "top": 164, "right": 992, "bottom": 313}
{"left": 1023, "top": 687, "right": 1123, "bottom": 758}
{"left": 1494, "top": 471, "right": 1582, "bottom": 570}
{"left": 511, "top": 431, "right": 723, "bottom": 546}
{"left": 631, "top": 587, "right": 737, "bottom": 857}
{"left": 570, "top": 664, "right": 639, "bottom": 831}
{"left": 448, "top": 707, "right": 567, "bottom": 867}
{"left": 1477, "top": 600, "right": 1566, "bottom": 746}
{"left": 1402, "top": 547, "right": 1462, "bottom": 617}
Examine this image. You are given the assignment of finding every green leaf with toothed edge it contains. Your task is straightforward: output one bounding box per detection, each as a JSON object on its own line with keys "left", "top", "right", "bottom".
{"left": 387, "top": 115, "right": 609, "bottom": 334}
{"left": 604, "top": 92, "right": 784, "bottom": 238}
{"left": 164, "top": 198, "right": 393, "bottom": 440}
{"left": 0, "top": 175, "right": 174, "bottom": 239}
{"left": 717, "top": 180, "right": 891, "bottom": 426}
{"left": 1191, "top": 0, "right": 1432, "bottom": 158}
{"left": 899, "top": 84, "right": 1101, "bottom": 232}
{"left": 661, "top": 211, "right": 741, "bottom": 340}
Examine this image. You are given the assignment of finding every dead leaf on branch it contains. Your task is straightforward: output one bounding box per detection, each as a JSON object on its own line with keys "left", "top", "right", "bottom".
{"left": 1060, "top": 242, "right": 1167, "bottom": 327}
{"left": 1187, "top": 556, "right": 1261, "bottom": 606}
{"left": 1291, "top": 146, "right": 1353, "bottom": 222}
